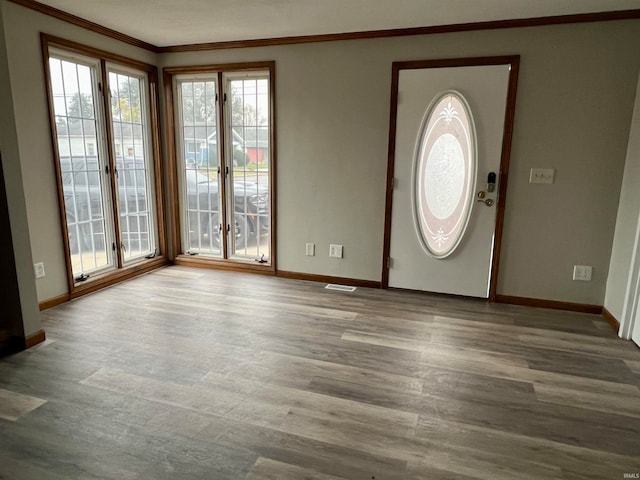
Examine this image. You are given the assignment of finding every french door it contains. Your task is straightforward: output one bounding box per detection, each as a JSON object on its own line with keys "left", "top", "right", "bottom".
{"left": 44, "top": 37, "right": 165, "bottom": 293}
{"left": 168, "top": 63, "right": 274, "bottom": 270}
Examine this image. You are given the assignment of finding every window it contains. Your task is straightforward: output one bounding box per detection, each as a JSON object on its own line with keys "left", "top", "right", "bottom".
{"left": 414, "top": 91, "right": 477, "bottom": 258}
{"left": 109, "top": 69, "right": 156, "bottom": 263}
{"left": 43, "top": 36, "right": 165, "bottom": 293}
{"left": 166, "top": 63, "right": 275, "bottom": 271}
{"left": 48, "top": 54, "right": 114, "bottom": 276}
{"left": 227, "top": 75, "right": 271, "bottom": 262}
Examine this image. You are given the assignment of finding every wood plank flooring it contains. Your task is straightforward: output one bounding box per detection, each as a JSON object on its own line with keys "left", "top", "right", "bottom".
{"left": 1, "top": 266, "right": 640, "bottom": 479}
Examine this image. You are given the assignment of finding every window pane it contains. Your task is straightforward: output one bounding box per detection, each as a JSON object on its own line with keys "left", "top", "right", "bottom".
{"left": 179, "top": 79, "right": 222, "bottom": 257}
{"left": 109, "top": 71, "right": 157, "bottom": 262}
{"left": 414, "top": 92, "right": 477, "bottom": 258}
{"left": 228, "top": 76, "right": 270, "bottom": 262}
{"left": 49, "top": 56, "right": 114, "bottom": 278}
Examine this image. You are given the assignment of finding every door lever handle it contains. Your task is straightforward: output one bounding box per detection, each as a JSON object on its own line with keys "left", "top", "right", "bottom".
{"left": 477, "top": 198, "right": 494, "bottom": 207}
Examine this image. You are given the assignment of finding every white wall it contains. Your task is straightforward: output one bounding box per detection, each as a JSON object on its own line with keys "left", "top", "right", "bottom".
{"left": 0, "top": 1, "right": 40, "bottom": 336}
{"left": 162, "top": 20, "right": 640, "bottom": 304}
{"left": 605, "top": 75, "right": 640, "bottom": 324}
{"left": 3, "top": 0, "right": 640, "bottom": 306}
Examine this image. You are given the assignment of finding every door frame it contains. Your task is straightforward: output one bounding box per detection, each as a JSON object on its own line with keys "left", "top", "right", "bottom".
{"left": 619, "top": 206, "right": 640, "bottom": 339}
{"left": 381, "top": 55, "right": 520, "bottom": 300}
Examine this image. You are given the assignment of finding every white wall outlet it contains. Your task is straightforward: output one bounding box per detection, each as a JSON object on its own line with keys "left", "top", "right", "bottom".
{"left": 529, "top": 168, "right": 555, "bottom": 184}
{"left": 572, "top": 265, "right": 592, "bottom": 281}
{"left": 329, "top": 244, "right": 343, "bottom": 258}
{"left": 305, "top": 243, "right": 315, "bottom": 256}
{"left": 34, "top": 262, "right": 45, "bottom": 279}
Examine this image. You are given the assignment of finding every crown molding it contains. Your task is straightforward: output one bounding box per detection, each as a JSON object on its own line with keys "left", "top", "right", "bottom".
{"left": 159, "top": 9, "right": 640, "bottom": 52}
{"left": 7, "top": 0, "right": 159, "bottom": 52}
{"left": 7, "top": 1, "right": 640, "bottom": 53}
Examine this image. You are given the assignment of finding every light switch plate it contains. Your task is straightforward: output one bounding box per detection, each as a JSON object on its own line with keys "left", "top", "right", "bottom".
{"left": 305, "top": 243, "right": 315, "bottom": 256}
{"left": 530, "top": 168, "right": 555, "bottom": 184}
{"left": 329, "top": 244, "right": 343, "bottom": 258}
{"left": 572, "top": 265, "right": 592, "bottom": 281}
{"left": 34, "top": 262, "right": 45, "bottom": 279}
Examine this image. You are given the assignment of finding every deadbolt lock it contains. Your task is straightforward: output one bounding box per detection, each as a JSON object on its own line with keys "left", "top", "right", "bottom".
{"left": 477, "top": 191, "right": 486, "bottom": 199}
{"left": 487, "top": 172, "right": 497, "bottom": 192}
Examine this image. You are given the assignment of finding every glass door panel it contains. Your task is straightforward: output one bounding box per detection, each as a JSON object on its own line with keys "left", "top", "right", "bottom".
{"left": 49, "top": 56, "right": 115, "bottom": 279}
{"left": 178, "top": 79, "right": 223, "bottom": 256}
{"left": 108, "top": 70, "right": 157, "bottom": 262}
{"left": 226, "top": 75, "right": 271, "bottom": 262}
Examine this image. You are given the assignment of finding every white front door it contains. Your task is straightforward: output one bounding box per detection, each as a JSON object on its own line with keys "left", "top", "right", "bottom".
{"left": 387, "top": 60, "right": 517, "bottom": 298}
{"left": 632, "top": 296, "right": 640, "bottom": 347}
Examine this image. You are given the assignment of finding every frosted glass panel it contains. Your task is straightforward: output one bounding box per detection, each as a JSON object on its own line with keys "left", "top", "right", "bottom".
{"left": 414, "top": 92, "right": 476, "bottom": 258}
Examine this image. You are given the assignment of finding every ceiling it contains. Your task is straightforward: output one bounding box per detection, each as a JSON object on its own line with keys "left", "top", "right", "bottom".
{"left": 34, "top": 0, "right": 640, "bottom": 47}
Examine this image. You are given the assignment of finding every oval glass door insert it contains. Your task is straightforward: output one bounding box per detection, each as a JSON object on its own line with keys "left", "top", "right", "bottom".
{"left": 413, "top": 91, "right": 477, "bottom": 258}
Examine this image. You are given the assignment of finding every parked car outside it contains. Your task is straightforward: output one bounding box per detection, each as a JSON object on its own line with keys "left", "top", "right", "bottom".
{"left": 60, "top": 156, "right": 269, "bottom": 254}
{"left": 184, "top": 168, "right": 269, "bottom": 250}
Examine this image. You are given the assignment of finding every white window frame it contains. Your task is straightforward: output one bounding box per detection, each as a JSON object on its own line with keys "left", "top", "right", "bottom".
{"left": 49, "top": 48, "right": 117, "bottom": 278}
{"left": 174, "top": 73, "right": 224, "bottom": 257}
{"left": 106, "top": 63, "right": 159, "bottom": 264}
{"left": 222, "top": 70, "right": 272, "bottom": 262}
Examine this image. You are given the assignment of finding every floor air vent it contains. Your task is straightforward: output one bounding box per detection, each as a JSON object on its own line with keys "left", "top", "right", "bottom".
{"left": 325, "top": 284, "right": 357, "bottom": 292}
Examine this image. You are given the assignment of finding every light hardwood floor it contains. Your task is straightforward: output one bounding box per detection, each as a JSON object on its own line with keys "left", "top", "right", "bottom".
{"left": 1, "top": 266, "right": 639, "bottom": 479}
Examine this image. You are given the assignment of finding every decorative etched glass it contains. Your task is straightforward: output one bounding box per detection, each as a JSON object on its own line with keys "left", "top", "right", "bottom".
{"left": 413, "top": 91, "right": 477, "bottom": 258}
